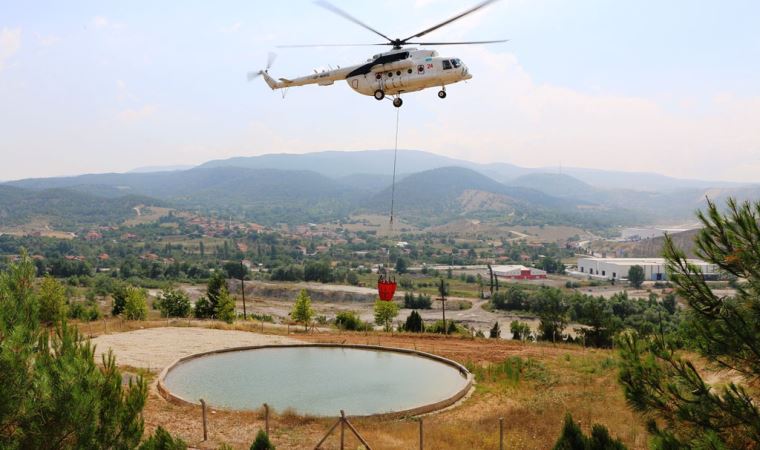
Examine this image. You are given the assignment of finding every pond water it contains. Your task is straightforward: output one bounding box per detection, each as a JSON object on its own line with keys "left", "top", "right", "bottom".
{"left": 162, "top": 346, "right": 469, "bottom": 416}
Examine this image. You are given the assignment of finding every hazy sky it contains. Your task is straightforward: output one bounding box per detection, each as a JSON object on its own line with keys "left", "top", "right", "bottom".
{"left": 1, "top": 0, "right": 759, "bottom": 182}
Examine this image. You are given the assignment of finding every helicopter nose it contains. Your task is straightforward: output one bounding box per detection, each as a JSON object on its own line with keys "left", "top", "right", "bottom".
{"left": 463, "top": 64, "right": 473, "bottom": 80}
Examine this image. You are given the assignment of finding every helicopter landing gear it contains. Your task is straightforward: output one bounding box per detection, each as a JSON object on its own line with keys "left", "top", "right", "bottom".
{"left": 438, "top": 88, "right": 447, "bottom": 99}
{"left": 393, "top": 97, "right": 403, "bottom": 108}
{"left": 374, "top": 89, "right": 385, "bottom": 101}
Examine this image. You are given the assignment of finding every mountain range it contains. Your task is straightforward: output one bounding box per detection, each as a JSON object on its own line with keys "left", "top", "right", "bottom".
{"left": 3, "top": 150, "right": 759, "bottom": 231}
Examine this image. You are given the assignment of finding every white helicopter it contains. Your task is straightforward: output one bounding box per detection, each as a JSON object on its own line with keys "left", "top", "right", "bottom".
{"left": 249, "top": 0, "right": 507, "bottom": 108}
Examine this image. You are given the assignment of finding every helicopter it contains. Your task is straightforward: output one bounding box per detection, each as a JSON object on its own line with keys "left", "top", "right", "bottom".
{"left": 249, "top": 0, "right": 508, "bottom": 108}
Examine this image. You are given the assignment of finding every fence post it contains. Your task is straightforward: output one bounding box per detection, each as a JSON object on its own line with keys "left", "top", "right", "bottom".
{"left": 264, "top": 403, "right": 270, "bottom": 437}
{"left": 499, "top": 417, "right": 504, "bottom": 450}
{"left": 418, "top": 418, "right": 424, "bottom": 450}
{"left": 340, "top": 410, "right": 346, "bottom": 450}
{"left": 200, "top": 399, "right": 208, "bottom": 441}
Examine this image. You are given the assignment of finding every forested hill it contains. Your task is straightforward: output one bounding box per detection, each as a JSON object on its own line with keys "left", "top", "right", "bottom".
{"left": 0, "top": 185, "right": 160, "bottom": 228}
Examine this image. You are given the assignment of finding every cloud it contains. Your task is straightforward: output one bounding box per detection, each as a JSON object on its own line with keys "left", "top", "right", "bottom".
{"left": 0, "top": 28, "right": 21, "bottom": 71}
{"left": 118, "top": 105, "right": 157, "bottom": 122}
{"left": 35, "top": 33, "right": 60, "bottom": 47}
{"left": 91, "top": 16, "right": 124, "bottom": 30}
{"left": 360, "top": 47, "right": 760, "bottom": 182}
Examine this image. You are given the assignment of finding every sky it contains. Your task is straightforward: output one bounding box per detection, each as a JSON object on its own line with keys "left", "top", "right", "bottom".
{"left": 1, "top": 0, "right": 759, "bottom": 182}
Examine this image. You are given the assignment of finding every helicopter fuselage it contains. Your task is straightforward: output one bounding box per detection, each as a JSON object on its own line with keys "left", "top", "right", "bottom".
{"left": 260, "top": 48, "right": 471, "bottom": 102}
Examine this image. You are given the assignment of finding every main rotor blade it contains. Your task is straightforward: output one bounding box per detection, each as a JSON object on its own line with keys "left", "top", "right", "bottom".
{"left": 407, "top": 39, "right": 509, "bottom": 46}
{"left": 277, "top": 43, "right": 390, "bottom": 48}
{"left": 402, "top": 0, "right": 501, "bottom": 42}
{"left": 315, "top": 0, "right": 393, "bottom": 43}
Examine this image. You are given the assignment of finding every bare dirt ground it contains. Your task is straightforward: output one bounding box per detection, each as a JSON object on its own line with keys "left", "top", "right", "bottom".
{"left": 91, "top": 327, "right": 301, "bottom": 372}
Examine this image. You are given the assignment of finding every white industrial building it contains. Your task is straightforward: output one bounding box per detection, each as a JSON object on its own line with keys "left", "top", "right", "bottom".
{"left": 576, "top": 257, "right": 718, "bottom": 281}
{"left": 491, "top": 265, "right": 547, "bottom": 280}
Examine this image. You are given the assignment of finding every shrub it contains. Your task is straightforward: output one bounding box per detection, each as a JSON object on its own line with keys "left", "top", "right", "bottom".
{"left": 553, "top": 413, "right": 626, "bottom": 449}
{"left": 335, "top": 311, "right": 370, "bottom": 331}
{"left": 138, "top": 426, "right": 187, "bottom": 450}
{"left": 250, "top": 429, "right": 275, "bottom": 450}
{"left": 215, "top": 290, "right": 236, "bottom": 324}
{"left": 291, "top": 289, "right": 314, "bottom": 331}
{"left": 403, "top": 292, "right": 432, "bottom": 309}
{"left": 124, "top": 287, "right": 148, "bottom": 320}
{"left": 156, "top": 288, "right": 191, "bottom": 318}
{"left": 403, "top": 310, "right": 424, "bottom": 332}
{"left": 489, "top": 321, "right": 501, "bottom": 338}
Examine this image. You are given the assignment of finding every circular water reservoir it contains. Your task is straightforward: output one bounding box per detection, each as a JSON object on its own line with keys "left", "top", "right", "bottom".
{"left": 159, "top": 345, "right": 471, "bottom": 417}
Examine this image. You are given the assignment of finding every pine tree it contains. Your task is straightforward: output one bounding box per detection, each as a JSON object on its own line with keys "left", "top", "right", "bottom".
{"left": 38, "top": 275, "right": 67, "bottom": 325}
{"left": 291, "top": 289, "right": 314, "bottom": 331}
{"left": 618, "top": 199, "right": 760, "bottom": 447}
{"left": 250, "top": 429, "right": 275, "bottom": 450}
{"left": 0, "top": 253, "right": 166, "bottom": 448}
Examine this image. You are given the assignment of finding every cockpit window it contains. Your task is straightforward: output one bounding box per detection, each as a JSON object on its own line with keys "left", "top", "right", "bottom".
{"left": 442, "top": 60, "right": 452, "bottom": 70}
{"left": 451, "top": 59, "right": 461, "bottom": 68}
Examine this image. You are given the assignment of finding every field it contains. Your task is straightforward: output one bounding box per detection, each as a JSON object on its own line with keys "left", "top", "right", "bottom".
{"left": 87, "top": 320, "right": 648, "bottom": 450}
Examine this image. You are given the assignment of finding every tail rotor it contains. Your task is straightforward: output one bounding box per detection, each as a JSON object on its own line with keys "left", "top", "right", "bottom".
{"left": 247, "top": 52, "right": 277, "bottom": 81}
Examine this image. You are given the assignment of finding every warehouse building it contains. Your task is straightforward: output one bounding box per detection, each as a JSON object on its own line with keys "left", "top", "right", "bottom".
{"left": 491, "top": 265, "right": 547, "bottom": 280}
{"left": 576, "top": 257, "right": 718, "bottom": 281}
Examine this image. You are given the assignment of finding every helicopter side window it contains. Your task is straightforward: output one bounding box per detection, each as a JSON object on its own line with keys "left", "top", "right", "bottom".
{"left": 396, "top": 70, "right": 401, "bottom": 76}
{"left": 387, "top": 72, "right": 393, "bottom": 77}
{"left": 417, "top": 64, "right": 425, "bottom": 74}
{"left": 407, "top": 68, "right": 413, "bottom": 74}
{"left": 375, "top": 73, "right": 382, "bottom": 80}
{"left": 442, "top": 60, "right": 452, "bottom": 70}
{"left": 451, "top": 59, "right": 461, "bottom": 68}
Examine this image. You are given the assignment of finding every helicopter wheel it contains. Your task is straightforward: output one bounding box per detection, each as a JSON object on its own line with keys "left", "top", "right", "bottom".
{"left": 374, "top": 89, "right": 385, "bottom": 101}
{"left": 393, "top": 97, "right": 403, "bottom": 108}
{"left": 438, "top": 90, "right": 447, "bottom": 99}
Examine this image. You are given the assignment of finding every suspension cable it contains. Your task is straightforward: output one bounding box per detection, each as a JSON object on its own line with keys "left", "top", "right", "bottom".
{"left": 389, "top": 107, "right": 400, "bottom": 227}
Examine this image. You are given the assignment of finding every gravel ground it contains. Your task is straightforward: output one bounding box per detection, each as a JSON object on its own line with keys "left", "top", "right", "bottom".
{"left": 91, "top": 327, "right": 301, "bottom": 372}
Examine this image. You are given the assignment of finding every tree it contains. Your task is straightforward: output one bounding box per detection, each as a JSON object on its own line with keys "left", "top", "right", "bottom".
{"left": 206, "top": 270, "right": 227, "bottom": 312}
{"left": 618, "top": 199, "right": 760, "bottom": 448}
{"left": 553, "top": 414, "right": 627, "bottom": 450}
{"left": 394, "top": 257, "right": 408, "bottom": 274}
{"left": 111, "top": 281, "right": 129, "bottom": 316}
{"left": 156, "top": 287, "right": 191, "bottom": 318}
{"left": 0, "top": 253, "right": 155, "bottom": 449}
{"left": 224, "top": 261, "right": 248, "bottom": 281}
{"left": 38, "top": 275, "right": 67, "bottom": 325}
{"left": 250, "top": 429, "right": 275, "bottom": 450}
{"left": 346, "top": 271, "right": 359, "bottom": 286}
{"left": 437, "top": 277, "right": 449, "bottom": 334}
{"left": 215, "top": 289, "right": 236, "bottom": 324}
{"left": 510, "top": 320, "right": 532, "bottom": 341}
{"left": 374, "top": 300, "right": 399, "bottom": 332}
{"left": 124, "top": 286, "right": 148, "bottom": 320}
{"left": 489, "top": 321, "right": 501, "bottom": 338}
{"left": 534, "top": 287, "right": 568, "bottom": 342}
{"left": 404, "top": 310, "right": 424, "bottom": 332}
{"left": 291, "top": 289, "right": 314, "bottom": 331}
{"left": 627, "top": 265, "right": 645, "bottom": 289}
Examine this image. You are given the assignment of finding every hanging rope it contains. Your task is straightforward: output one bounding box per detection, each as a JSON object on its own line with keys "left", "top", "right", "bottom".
{"left": 389, "top": 107, "right": 400, "bottom": 227}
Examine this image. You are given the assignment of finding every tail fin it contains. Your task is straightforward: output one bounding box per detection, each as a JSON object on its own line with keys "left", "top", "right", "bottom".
{"left": 261, "top": 71, "right": 284, "bottom": 90}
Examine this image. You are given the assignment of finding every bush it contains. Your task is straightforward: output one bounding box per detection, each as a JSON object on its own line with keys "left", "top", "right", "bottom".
{"left": 250, "top": 429, "right": 275, "bottom": 450}
{"left": 69, "top": 301, "right": 101, "bottom": 322}
{"left": 335, "top": 311, "right": 370, "bottom": 331}
{"left": 510, "top": 320, "right": 532, "bottom": 341}
{"left": 346, "top": 271, "right": 359, "bottom": 286}
{"left": 553, "top": 414, "right": 626, "bottom": 449}
{"left": 403, "top": 292, "right": 432, "bottom": 309}
{"left": 489, "top": 321, "right": 501, "bottom": 338}
{"left": 403, "top": 310, "right": 424, "bottom": 332}
{"left": 124, "top": 287, "right": 148, "bottom": 320}
{"left": 156, "top": 288, "right": 191, "bottom": 318}
{"left": 139, "top": 426, "right": 187, "bottom": 450}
